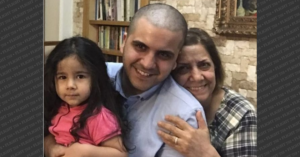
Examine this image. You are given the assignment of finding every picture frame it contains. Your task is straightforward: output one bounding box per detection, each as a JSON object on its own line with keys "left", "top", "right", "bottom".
{"left": 213, "top": 0, "right": 257, "bottom": 37}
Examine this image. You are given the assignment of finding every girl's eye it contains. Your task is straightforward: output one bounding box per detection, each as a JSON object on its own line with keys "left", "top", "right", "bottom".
{"left": 57, "top": 76, "right": 66, "bottom": 79}
{"left": 77, "top": 75, "right": 85, "bottom": 79}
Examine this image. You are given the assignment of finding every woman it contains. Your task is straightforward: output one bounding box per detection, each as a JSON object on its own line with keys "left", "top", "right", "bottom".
{"left": 157, "top": 28, "right": 257, "bottom": 157}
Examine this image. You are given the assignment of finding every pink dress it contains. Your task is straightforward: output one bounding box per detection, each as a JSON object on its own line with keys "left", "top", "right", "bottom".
{"left": 49, "top": 103, "right": 121, "bottom": 146}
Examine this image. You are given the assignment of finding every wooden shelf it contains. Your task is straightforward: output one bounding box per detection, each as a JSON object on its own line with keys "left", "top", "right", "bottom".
{"left": 90, "top": 20, "right": 130, "bottom": 26}
{"left": 103, "top": 49, "right": 123, "bottom": 56}
{"left": 44, "top": 41, "right": 60, "bottom": 46}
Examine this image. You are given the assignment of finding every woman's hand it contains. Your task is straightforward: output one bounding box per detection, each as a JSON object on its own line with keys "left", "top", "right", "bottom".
{"left": 157, "top": 111, "right": 220, "bottom": 157}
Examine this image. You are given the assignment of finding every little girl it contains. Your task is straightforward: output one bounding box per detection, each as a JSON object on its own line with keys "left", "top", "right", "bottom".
{"left": 44, "top": 36, "right": 128, "bottom": 157}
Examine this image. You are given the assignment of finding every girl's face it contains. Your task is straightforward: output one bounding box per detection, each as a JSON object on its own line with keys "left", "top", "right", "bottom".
{"left": 55, "top": 55, "right": 91, "bottom": 107}
{"left": 173, "top": 44, "right": 216, "bottom": 103}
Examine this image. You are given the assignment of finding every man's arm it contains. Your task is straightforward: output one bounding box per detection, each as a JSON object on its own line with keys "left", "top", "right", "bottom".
{"left": 155, "top": 144, "right": 184, "bottom": 157}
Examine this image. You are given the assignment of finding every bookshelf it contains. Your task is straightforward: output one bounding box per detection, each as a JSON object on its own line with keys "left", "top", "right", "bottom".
{"left": 82, "top": 0, "right": 150, "bottom": 62}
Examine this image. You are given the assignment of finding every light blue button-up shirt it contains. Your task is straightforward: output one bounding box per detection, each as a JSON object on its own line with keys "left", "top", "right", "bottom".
{"left": 106, "top": 62, "right": 206, "bottom": 157}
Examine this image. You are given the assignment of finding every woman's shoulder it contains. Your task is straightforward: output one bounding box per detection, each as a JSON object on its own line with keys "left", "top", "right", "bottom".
{"left": 221, "top": 87, "right": 256, "bottom": 114}
{"left": 211, "top": 87, "right": 257, "bottom": 157}
{"left": 214, "top": 87, "right": 256, "bottom": 128}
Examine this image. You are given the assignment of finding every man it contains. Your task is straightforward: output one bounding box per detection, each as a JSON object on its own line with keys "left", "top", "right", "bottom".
{"left": 44, "top": 3, "right": 206, "bottom": 157}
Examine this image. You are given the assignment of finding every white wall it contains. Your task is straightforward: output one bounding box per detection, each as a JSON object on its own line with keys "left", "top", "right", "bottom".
{"left": 44, "top": 0, "right": 74, "bottom": 60}
{"left": 45, "top": 0, "right": 60, "bottom": 41}
{"left": 59, "top": 0, "right": 73, "bottom": 40}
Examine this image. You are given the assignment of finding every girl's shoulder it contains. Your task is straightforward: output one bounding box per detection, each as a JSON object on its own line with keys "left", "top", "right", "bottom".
{"left": 85, "top": 106, "right": 121, "bottom": 145}
{"left": 88, "top": 106, "right": 119, "bottom": 126}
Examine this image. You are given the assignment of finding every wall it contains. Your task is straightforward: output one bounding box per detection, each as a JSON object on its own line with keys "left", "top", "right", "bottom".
{"left": 73, "top": 0, "right": 257, "bottom": 107}
{"left": 73, "top": 0, "right": 84, "bottom": 36}
{"left": 45, "top": 0, "right": 74, "bottom": 40}
{"left": 44, "top": 0, "right": 74, "bottom": 59}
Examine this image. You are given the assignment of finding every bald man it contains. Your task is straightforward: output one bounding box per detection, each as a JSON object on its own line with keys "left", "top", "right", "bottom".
{"left": 44, "top": 3, "right": 206, "bottom": 157}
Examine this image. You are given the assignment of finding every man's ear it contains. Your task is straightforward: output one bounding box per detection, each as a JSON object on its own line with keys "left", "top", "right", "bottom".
{"left": 120, "top": 32, "right": 127, "bottom": 54}
{"left": 172, "top": 62, "right": 177, "bottom": 70}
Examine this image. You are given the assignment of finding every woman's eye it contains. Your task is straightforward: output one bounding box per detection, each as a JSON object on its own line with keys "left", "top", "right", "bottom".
{"left": 178, "top": 66, "right": 188, "bottom": 70}
{"left": 203, "top": 63, "right": 210, "bottom": 67}
{"left": 199, "top": 62, "right": 211, "bottom": 70}
{"left": 175, "top": 66, "right": 190, "bottom": 74}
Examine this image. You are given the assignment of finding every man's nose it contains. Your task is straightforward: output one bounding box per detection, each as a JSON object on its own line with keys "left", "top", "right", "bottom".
{"left": 141, "top": 52, "right": 156, "bottom": 69}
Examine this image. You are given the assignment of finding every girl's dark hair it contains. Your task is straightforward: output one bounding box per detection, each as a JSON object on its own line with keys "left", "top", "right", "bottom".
{"left": 179, "top": 28, "right": 225, "bottom": 91}
{"left": 44, "top": 36, "right": 129, "bottom": 150}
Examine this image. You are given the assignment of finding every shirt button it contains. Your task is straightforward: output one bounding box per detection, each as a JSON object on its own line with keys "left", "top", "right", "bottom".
{"left": 124, "top": 103, "right": 129, "bottom": 109}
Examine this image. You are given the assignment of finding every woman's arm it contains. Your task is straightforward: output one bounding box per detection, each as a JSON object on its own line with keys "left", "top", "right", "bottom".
{"left": 220, "top": 110, "right": 257, "bottom": 156}
{"left": 157, "top": 111, "right": 220, "bottom": 157}
{"left": 64, "top": 136, "right": 127, "bottom": 157}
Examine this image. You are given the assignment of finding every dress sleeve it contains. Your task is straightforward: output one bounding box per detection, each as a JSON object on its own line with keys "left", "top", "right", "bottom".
{"left": 221, "top": 110, "right": 257, "bottom": 157}
{"left": 87, "top": 107, "right": 121, "bottom": 145}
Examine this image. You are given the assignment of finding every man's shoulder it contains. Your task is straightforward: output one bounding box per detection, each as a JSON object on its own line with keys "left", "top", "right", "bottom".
{"left": 106, "top": 62, "right": 123, "bottom": 78}
{"left": 159, "top": 76, "right": 201, "bottom": 107}
{"left": 154, "top": 76, "right": 205, "bottom": 123}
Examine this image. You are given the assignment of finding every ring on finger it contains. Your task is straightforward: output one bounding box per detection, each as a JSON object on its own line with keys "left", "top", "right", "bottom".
{"left": 174, "top": 136, "right": 178, "bottom": 145}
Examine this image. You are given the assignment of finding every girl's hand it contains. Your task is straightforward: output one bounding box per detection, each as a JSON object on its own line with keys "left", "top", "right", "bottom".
{"left": 51, "top": 144, "right": 66, "bottom": 157}
{"left": 44, "top": 134, "right": 66, "bottom": 157}
{"left": 157, "top": 111, "right": 220, "bottom": 157}
{"left": 63, "top": 143, "right": 86, "bottom": 157}
{"left": 63, "top": 138, "right": 127, "bottom": 157}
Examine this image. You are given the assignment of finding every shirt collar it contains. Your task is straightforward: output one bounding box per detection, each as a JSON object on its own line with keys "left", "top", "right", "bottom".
{"left": 62, "top": 102, "right": 87, "bottom": 111}
{"left": 115, "top": 68, "right": 163, "bottom": 100}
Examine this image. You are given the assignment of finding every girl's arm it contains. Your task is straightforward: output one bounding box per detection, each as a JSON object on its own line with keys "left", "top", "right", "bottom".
{"left": 44, "top": 134, "right": 66, "bottom": 157}
{"left": 64, "top": 136, "right": 127, "bottom": 157}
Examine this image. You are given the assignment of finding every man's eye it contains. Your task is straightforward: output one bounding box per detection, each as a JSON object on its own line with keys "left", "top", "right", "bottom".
{"left": 135, "top": 44, "right": 146, "bottom": 51}
{"left": 158, "top": 52, "right": 170, "bottom": 59}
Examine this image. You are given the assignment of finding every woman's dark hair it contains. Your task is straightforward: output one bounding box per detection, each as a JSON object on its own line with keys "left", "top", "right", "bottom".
{"left": 176, "top": 28, "right": 225, "bottom": 91}
{"left": 44, "top": 36, "right": 129, "bottom": 150}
